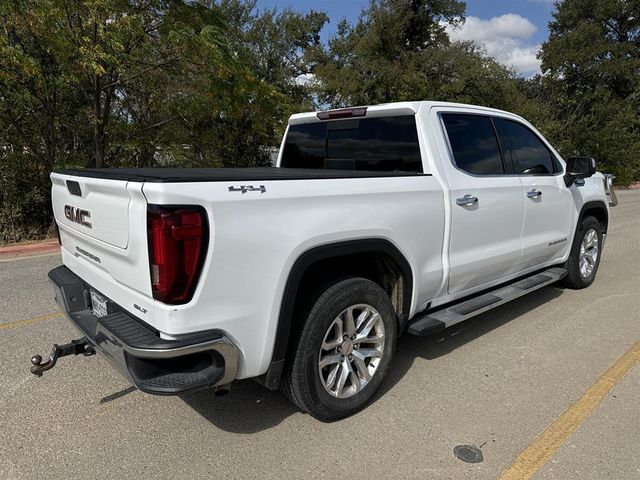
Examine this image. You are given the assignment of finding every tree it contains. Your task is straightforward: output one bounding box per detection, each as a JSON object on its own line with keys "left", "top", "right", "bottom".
{"left": 62, "top": 0, "right": 234, "bottom": 168}
{"left": 538, "top": 0, "right": 640, "bottom": 182}
{"left": 0, "top": 0, "right": 329, "bottom": 241}
{"left": 313, "top": 0, "right": 526, "bottom": 111}
{"left": 0, "top": 0, "right": 232, "bottom": 169}
{"left": 215, "top": 1, "right": 328, "bottom": 123}
{"left": 0, "top": 0, "right": 85, "bottom": 239}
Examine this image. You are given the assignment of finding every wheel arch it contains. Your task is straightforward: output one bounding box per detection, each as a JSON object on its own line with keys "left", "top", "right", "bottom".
{"left": 579, "top": 200, "right": 609, "bottom": 233}
{"left": 260, "top": 238, "right": 414, "bottom": 389}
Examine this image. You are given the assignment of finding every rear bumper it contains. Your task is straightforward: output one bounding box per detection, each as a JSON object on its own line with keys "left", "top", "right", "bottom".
{"left": 48, "top": 265, "right": 238, "bottom": 395}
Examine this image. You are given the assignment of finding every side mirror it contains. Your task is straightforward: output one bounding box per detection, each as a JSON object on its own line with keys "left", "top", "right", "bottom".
{"left": 564, "top": 156, "right": 596, "bottom": 187}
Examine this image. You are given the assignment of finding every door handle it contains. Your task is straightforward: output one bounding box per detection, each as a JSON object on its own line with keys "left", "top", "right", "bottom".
{"left": 456, "top": 194, "right": 479, "bottom": 206}
{"left": 527, "top": 189, "right": 542, "bottom": 199}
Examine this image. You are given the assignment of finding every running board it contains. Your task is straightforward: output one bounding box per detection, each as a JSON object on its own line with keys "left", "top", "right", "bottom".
{"left": 407, "top": 267, "right": 567, "bottom": 336}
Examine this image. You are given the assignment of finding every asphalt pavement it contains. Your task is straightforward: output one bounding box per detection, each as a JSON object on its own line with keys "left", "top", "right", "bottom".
{"left": 1, "top": 190, "right": 638, "bottom": 480}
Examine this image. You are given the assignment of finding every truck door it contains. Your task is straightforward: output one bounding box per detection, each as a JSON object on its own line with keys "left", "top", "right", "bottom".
{"left": 492, "top": 117, "right": 573, "bottom": 268}
{"left": 439, "top": 113, "right": 525, "bottom": 294}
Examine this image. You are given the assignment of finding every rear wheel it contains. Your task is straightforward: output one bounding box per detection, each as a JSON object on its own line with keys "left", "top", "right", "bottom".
{"left": 562, "top": 216, "right": 603, "bottom": 289}
{"left": 282, "top": 278, "right": 397, "bottom": 421}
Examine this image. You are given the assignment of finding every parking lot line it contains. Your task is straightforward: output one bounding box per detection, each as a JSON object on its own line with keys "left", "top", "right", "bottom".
{"left": 0, "top": 311, "right": 63, "bottom": 330}
{"left": 498, "top": 341, "right": 640, "bottom": 480}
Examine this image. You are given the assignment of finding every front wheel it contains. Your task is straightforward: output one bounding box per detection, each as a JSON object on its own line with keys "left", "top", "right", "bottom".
{"left": 562, "top": 216, "right": 603, "bottom": 289}
{"left": 282, "top": 278, "right": 397, "bottom": 421}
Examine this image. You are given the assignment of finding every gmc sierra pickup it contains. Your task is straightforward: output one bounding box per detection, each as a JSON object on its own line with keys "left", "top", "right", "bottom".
{"left": 33, "top": 101, "right": 617, "bottom": 421}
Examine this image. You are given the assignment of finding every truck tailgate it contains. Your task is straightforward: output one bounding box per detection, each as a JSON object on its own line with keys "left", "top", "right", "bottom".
{"left": 51, "top": 172, "right": 156, "bottom": 328}
{"left": 51, "top": 175, "right": 130, "bottom": 248}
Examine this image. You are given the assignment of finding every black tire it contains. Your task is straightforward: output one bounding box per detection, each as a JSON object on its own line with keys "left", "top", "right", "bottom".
{"left": 282, "top": 277, "right": 397, "bottom": 421}
{"left": 562, "top": 216, "right": 603, "bottom": 289}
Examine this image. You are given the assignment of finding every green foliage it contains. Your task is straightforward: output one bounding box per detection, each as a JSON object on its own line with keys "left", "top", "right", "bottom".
{"left": 0, "top": 0, "right": 325, "bottom": 241}
{"left": 537, "top": 0, "right": 640, "bottom": 183}
{"left": 0, "top": 150, "right": 52, "bottom": 243}
{"left": 313, "top": 0, "right": 524, "bottom": 110}
{"left": 1, "top": 0, "right": 639, "bottom": 243}
{"left": 170, "top": 0, "right": 328, "bottom": 167}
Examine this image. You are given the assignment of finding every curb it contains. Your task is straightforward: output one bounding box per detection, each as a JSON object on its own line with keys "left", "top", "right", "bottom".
{"left": 0, "top": 240, "right": 60, "bottom": 259}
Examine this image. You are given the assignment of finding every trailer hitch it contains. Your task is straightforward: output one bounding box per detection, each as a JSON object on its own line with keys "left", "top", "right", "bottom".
{"left": 30, "top": 338, "right": 95, "bottom": 377}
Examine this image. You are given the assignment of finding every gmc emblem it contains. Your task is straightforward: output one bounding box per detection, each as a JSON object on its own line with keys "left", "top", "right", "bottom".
{"left": 64, "top": 205, "right": 92, "bottom": 228}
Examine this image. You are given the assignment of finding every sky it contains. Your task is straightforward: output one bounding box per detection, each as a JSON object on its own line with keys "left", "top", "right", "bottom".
{"left": 254, "top": 0, "right": 558, "bottom": 77}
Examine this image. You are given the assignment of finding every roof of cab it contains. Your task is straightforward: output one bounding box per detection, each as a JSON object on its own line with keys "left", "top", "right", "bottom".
{"left": 288, "top": 101, "right": 523, "bottom": 125}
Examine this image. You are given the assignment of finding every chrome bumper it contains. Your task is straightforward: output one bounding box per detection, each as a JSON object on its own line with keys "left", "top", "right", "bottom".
{"left": 604, "top": 174, "right": 618, "bottom": 207}
{"left": 48, "top": 265, "right": 238, "bottom": 394}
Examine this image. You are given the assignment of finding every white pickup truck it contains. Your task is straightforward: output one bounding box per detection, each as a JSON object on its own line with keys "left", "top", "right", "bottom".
{"left": 33, "top": 101, "right": 617, "bottom": 421}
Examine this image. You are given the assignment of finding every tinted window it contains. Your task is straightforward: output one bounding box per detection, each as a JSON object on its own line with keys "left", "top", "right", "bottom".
{"left": 281, "top": 116, "right": 423, "bottom": 172}
{"left": 442, "top": 114, "right": 504, "bottom": 175}
{"left": 494, "top": 118, "right": 555, "bottom": 175}
{"left": 280, "top": 122, "right": 325, "bottom": 169}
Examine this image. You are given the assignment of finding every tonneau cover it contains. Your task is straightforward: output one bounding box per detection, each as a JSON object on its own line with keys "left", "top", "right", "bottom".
{"left": 55, "top": 167, "right": 424, "bottom": 183}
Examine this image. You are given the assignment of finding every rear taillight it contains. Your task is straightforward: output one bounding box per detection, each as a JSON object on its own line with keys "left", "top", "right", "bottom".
{"left": 147, "top": 205, "right": 208, "bottom": 304}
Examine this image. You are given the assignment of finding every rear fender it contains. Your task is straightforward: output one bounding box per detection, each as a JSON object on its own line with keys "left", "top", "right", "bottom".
{"left": 261, "top": 238, "right": 413, "bottom": 389}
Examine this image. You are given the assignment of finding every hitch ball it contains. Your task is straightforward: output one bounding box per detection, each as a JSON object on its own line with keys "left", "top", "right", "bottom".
{"left": 30, "top": 338, "right": 95, "bottom": 377}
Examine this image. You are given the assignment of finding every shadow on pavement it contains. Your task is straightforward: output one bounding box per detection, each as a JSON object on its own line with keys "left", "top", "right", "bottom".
{"left": 182, "top": 285, "right": 564, "bottom": 433}
{"left": 377, "top": 286, "right": 565, "bottom": 398}
{"left": 182, "top": 377, "right": 298, "bottom": 434}
{"left": 100, "top": 385, "right": 137, "bottom": 404}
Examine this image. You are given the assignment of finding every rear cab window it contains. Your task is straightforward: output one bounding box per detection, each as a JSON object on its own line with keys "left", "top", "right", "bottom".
{"left": 441, "top": 114, "right": 505, "bottom": 175}
{"left": 281, "top": 115, "right": 423, "bottom": 173}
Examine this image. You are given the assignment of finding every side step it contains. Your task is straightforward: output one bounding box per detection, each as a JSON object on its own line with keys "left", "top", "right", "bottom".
{"left": 407, "top": 267, "right": 567, "bottom": 336}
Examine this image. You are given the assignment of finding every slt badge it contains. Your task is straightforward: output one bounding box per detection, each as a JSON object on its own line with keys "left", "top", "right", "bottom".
{"left": 228, "top": 185, "right": 266, "bottom": 194}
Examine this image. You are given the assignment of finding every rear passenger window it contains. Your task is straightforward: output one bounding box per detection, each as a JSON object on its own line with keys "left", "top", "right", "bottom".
{"left": 442, "top": 114, "right": 504, "bottom": 175}
{"left": 281, "top": 116, "right": 423, "bottom": 173}
{"left": 494, "top": 118, "right": 556, "bottom": 175}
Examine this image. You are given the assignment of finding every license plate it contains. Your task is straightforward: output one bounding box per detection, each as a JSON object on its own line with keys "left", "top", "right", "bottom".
{"left": 90, "top": 290, "right": 109, "bottom": 318}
